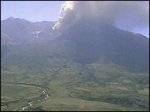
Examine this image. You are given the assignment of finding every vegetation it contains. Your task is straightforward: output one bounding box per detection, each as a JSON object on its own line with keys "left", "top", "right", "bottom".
{"left": 1, "top": 62, "right": 149, "bottom": 111}
{"left": 1, "top": 18, "right": 149, "bottom": 111}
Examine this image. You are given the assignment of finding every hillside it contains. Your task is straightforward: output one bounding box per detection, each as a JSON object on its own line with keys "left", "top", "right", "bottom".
{"left": 1, "top": 18, "right": 149, "bottom": 111}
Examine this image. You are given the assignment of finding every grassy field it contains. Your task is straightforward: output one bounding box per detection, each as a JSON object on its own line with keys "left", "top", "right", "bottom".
{"left": 1, "top": 62, "right": 149, "bottom": 111}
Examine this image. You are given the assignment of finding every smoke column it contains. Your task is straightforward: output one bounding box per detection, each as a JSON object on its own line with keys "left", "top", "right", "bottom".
{"left": 53, "top": 1, "right": 149, "bottom": 36}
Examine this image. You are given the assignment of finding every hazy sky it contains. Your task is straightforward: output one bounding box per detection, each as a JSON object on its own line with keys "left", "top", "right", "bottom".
{"left": 1, "top": 1, "right": 64, "bottom": 22}
{"left": 1, "top": 1, "right": 149, "bottom": 37}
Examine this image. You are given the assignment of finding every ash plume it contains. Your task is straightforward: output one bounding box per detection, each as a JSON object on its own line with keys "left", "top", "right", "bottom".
{"left": 52, "top": 1, "right": 149, "bottom": 34}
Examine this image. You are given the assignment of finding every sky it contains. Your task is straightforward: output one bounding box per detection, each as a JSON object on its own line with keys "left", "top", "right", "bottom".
{"left": 1, "top": 1, "right": 149, "bottom": 37}
{"left": 1, "top": 1, "right": 64, "bottom": 22}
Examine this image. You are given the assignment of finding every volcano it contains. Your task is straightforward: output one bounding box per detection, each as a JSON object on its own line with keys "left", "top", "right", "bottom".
{"left": 54, "top": 19, "right": 149, "bottom": 73}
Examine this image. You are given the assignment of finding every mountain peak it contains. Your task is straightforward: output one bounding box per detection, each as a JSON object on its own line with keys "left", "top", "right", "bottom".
{"left": 5, "top": 17, "right": 27, "bottom": 21}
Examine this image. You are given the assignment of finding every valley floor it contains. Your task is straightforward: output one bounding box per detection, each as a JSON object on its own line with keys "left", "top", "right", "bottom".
{"left": 1, "top": 64, "right": 149, "bottom": 111}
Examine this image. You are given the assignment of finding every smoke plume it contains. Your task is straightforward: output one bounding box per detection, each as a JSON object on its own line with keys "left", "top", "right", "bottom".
{"left": 53, "top": 1, "right": 149, "bottom": 35}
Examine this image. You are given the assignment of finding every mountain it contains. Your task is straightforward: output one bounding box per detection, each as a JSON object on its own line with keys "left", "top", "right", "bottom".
{"left": 1, "top": 18, "right": 149, "bottom": 111}
{"left": 1, "top": 17, "right": 55, "bottom": 45}
{"left": 1, "top": 17, "right": 56, "bottom": 71}
{"left": 55, "top": 19, "right": 149, "bottom": 73}
{"left": 2, "top": 18, "right": 148, "bottom": 73}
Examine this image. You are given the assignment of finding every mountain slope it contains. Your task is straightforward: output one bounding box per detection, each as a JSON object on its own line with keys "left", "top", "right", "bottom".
{"left": 55, "top": 20, "right": 149, "bottom": 73}
{"left": 2, "top": 17, "right": 149, "bottom": 73}
{"left": 1, "top": 18, "right": 149, "bottom": 111}
{"left": 1, "top": 17, "right": 55, "bottom": 44}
